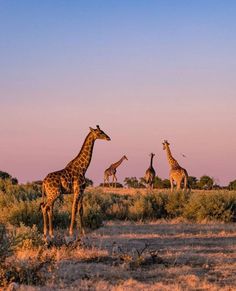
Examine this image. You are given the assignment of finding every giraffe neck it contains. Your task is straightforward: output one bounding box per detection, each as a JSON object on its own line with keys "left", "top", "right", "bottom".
{"left": 165, "top": 146, "right": 180, "bottom": 169}
{"left": 66, "top": 132, "right": 95, "bottom": 175}
{"left": 150, "top": 155, "right": 154, "bottom": 168}
{"left": 112, "top": 157, "right": 125, "bottom": 169}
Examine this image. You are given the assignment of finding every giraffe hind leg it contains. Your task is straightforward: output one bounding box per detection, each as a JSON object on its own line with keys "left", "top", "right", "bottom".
{"left": 41, "top": 205, "right": 48, "bottom": 239}
{"left": 176, "top": 179, "right": 182, "bottom": 191}
{"left": 183, "top": 175, "right": 188, "bottom": 192}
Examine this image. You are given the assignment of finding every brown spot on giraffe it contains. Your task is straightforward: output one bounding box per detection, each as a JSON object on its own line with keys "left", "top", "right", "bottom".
{"left": 41, "top": 125, "right": 111, "bottom": 239}
{"left": 162, "top": 140, "right": 189, "bottom": 192}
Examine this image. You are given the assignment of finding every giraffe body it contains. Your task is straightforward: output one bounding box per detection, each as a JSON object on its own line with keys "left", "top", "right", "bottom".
{"left": 41, "top": 126, "right": 111, "bottom": 238}
{"left": 144, "top": 153, "right": 156, "bottom": 189}
{"left": 162, "top": 140, "right": 189, "bottom": 192}
{"left": 104, "top": 155, "right": 128, "bottom": 187}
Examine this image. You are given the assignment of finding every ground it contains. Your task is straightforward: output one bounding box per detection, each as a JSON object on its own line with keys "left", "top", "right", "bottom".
{"left": 13, "top": 220, "right": 236, "bottom": 291}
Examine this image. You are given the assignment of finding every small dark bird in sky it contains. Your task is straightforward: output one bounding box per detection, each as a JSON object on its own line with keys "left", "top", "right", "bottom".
{"left": 181, "top": 153, "right": 187, "bottom": 158}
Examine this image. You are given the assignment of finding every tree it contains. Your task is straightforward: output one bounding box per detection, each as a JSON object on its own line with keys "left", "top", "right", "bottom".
{"left": 188, "top": 176, "right": 198, "bottom": 189}
{"left": 124, "top": 177, "right": 144, "bottom": 188}
{"left": 0, "top": 170, "right": 18, "bottom": 184}
{"left": 85, "top": 177, "right": 93, "bottom": 187}
{"left": 228, "top": 180, "right": 236, "bottom": 190}
{"left": 153, "top": 176, "right": 164, "bottom": 189}
{"left": 198, "top": 175, "right": 214, "bottom": 190}
{"left": 162, "top": 179, "right": 171, "bottom": 188}
{"left": 100, "top": 182, "right": 123, "bottom": 188}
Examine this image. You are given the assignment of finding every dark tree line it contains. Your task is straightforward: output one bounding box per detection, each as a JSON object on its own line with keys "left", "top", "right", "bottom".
{"left": 0, "top": 170, "right": 235, "bottom": 190}
{"left": 123, "top": 175, "right": 229, "bottom": 190}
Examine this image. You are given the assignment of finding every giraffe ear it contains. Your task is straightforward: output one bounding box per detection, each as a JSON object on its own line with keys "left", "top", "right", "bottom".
{"left": 89, "top": 127, "right": 95, "bottom": 132}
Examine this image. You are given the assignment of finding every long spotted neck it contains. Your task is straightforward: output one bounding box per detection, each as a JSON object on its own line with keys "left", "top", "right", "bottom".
{"left": 66, "top": 132, "right": 95, "bottom": 175}
{"left": 112, "top": 157, "right": 125, "bottom": 169}
{"left": 150, "top": 155, "right": 154, "bottom": 168}
{"left": 165, "top": 145, "right": 180, "bottom": 169}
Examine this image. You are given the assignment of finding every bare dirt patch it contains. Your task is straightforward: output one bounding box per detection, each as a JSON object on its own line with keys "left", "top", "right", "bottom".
{"left": 14, "top": 221, "right": 236, "bottom": 290}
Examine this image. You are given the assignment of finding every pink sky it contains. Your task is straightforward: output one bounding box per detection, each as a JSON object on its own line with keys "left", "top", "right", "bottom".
{"left": 0, "top": 2, "right": 236, "bottom": 186}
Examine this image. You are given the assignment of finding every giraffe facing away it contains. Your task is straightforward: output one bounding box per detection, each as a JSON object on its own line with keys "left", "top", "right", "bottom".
{"left": 144, "top": 153, "right": 156, "bottom": 189}
{"left": 41, "top": 125, "right": 111, "bottom": 239}
{"left": 162, "top": 140, "right": 189, "bottom": 192}
{"left": 104, "top": 155, "right": 128, "bottom": 187}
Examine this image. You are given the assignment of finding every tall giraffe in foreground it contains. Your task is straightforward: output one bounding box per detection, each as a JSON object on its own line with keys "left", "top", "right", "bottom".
{"left": 41, "top": 126, "right": 111, "bottom": 238}
{"left": 144, "top": 153, "right": 156, "bottom": 189}
{"left": 162, "top": 140, "right": 189, "bottom": 192}
{"left": 104, "top": 155, "right": 128, "bottom": 187}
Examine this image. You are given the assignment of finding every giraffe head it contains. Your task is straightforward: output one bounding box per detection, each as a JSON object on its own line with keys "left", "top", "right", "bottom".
{"left": 162, "top": 140, "right": 170, "bottom": 150}
{"left": 89, "top": 125, "right": 111, "bottom": 141}
{"left": 123, "top": 155, "right": 128, "bottom": 160}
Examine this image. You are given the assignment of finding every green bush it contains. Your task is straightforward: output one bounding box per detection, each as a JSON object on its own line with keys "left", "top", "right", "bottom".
{"left": 1, "top": 178, "right": 236, "bottom": 234}
{"left": 128, "top": 194, "right": 154, "bottom": 220}
{"left": 184, "top": 191, "right": 236, "bottom": 222}
{"left": 165, "top": 191, "right": 190, "bottom": 218}
{"left": 8, "top": 223, "right": 43, "bottom": 250}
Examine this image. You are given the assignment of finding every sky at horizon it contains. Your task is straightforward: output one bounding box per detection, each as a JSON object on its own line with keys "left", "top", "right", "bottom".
{"left": 0, "top": 1, "right": 236, "bottom": 186}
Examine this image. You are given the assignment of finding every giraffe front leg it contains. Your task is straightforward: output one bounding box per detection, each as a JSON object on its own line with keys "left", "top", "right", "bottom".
{"left": 69, "top": 195, "right": 79, "bottom": 237}
{"left": 170, "top": 177, "right": 174, "bottom": 192}
{"left": 47, "top": 204, "right": 54, "bottom": 238}
{"left": 114, "top": 174, "right": 117, "bottom": 188}
{"left": 77, "top": 194, "right": 85, "bottom": 236}
{"left": 69, "top": 181, "right": 79, "bottom": 237}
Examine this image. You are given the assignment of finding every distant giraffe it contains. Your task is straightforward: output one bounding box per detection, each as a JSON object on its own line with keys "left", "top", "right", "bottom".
{"left": 104, "top": 155, "right": 128, "bottom": 187}
{"left": 162, "top": 140, "right": 189, "bottom": 192}
{"left": 144, "top": 153, "right": 156, "bottom": 189}
{"left": 41, "top": 126, "right": 111, "bottom": 239}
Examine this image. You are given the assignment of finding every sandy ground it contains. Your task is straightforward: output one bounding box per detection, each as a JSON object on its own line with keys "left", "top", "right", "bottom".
{"left": 14, "top": 220, "right": 236, "bottom": 291}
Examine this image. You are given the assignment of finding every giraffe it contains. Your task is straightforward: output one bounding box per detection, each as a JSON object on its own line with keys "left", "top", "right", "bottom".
{"left": 41, "top": 125, "right": 111, "bottom": 239}
{"left": 104, "top": 155, "right": 128, "bottom": 187}
{"left": 162, "top": 140, "right": 189, "bottom": 192}
{"left": 144, "top": 153, "right": 156, "bottom": 189}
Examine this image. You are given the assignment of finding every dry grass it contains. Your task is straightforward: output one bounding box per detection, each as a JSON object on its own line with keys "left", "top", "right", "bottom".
{"left": 1, "top": 186, "right": 236, "bottom": 290}
{"left": 95, "top": 186, "right": 233, "bottom": 196}
{"left": 3, "top": 220, "right": 236, "bottom": 291}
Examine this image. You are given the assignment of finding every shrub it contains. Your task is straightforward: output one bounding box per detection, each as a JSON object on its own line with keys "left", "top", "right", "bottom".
{"left": 229, "top": 180, "right": 236, "bottom": 190}
{"left": 8, "top": 223, "right": 43, "bottom": 251}
{"left": 165, "top": 191, "right": 190, "bottom": 218}
{"left": 184, "top": 191, "right": 236, "bottom": 222}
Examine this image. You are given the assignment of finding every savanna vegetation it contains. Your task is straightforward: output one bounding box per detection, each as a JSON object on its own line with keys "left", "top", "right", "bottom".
{"left": 1, "top": 172, "right": 236, "bottom": 289}
{"left": 123, "top": 175, "right": 226, "bottom": 190}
